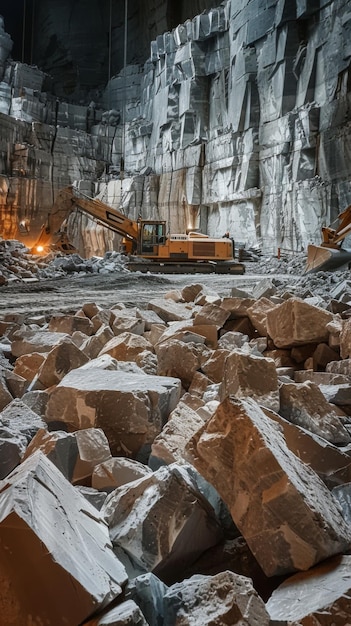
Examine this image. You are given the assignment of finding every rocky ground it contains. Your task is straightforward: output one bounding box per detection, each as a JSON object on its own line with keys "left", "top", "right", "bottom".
{"left": 1, "top": 239, "right": 351, "bottom": 625}
{"left": 0, "top": 238, "right": 348, "bottom": 315}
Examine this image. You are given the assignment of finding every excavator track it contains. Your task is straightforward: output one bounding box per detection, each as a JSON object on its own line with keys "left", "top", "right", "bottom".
{"left": 126, "top": 260, "right": 246, "bottom": 274}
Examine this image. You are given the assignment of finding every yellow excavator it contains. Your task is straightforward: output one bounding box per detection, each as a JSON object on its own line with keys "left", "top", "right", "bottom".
{"left": 31, "top": 186, "right": 245, "bottom": 274}
{"left": 306, "top": 205, "right": 351, "bottom": 273}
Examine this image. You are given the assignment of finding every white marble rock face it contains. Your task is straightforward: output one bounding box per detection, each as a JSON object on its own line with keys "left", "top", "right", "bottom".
{"left": 1, "top": 1, "right": 351, "bottom": 257}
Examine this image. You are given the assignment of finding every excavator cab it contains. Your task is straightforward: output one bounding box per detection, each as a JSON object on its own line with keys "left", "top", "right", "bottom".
{"left": 139, "top": 221, "right": 167, "bottom": 255}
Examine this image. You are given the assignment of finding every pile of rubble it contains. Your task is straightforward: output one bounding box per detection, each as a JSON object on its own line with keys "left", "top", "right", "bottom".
{"left": 1, "top": 272, "right": 351, "bottom": 624}
{"left": 0, "top": 239, "right": 130, "bottom": 285}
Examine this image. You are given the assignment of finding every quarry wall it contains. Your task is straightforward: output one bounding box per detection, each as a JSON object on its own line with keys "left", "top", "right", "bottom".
{"left": 0, "top": 1, "right": 350, "bottom": 256}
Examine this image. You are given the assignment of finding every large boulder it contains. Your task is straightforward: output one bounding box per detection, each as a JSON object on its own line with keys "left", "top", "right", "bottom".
{"left": 0, "top": 451, "right": 127, "bottom": 626}
{"left": 45, "top": 368, "right": 181, "bottom": 457}
{"left": 186, "top": 396, "right": 351, "bottom": 577}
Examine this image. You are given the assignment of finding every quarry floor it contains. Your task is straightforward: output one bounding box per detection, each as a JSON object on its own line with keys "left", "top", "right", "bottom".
{"left": 0, "top": 266, "right": 287, "bottom": 316}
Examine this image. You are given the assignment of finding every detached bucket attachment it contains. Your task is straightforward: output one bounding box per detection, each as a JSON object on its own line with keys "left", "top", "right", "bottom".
{"left": 306, "top": 244, "right": 351, "bottom": 273}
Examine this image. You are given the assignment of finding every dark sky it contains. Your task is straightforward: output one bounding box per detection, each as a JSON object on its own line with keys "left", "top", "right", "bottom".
{"left": 0, "top": 0, "right": 35, "bottom": 63}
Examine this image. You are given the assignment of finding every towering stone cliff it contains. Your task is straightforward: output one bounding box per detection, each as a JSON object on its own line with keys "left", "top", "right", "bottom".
{"left": 0, "top": 1, "right": 350, "bottom": 257}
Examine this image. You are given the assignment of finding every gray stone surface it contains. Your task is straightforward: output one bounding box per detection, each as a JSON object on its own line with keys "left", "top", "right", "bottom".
{"left": 266, "top": 555, "right": 351, "bottom": 625}
{"left": 102, "top": 463, "right": 223, "bottom": 583}
{"left": 2, "top": 1, "right": 351, "bottom": 258}
{"left": 0, "top": 451, "right": 127, "bottom": 626}
{"left": 45, "top": 367, "right": 181, "bottom": 457}
{"left": 186, "top": 396, "right": 351, "bottom": 577}
{"left": 163, "top": 570, "right": 270, "bottom": 626}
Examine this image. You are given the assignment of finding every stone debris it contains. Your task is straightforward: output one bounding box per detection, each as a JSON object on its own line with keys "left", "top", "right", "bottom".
{"left": 279, "top": 380, "right": 351, "bottom": 444}
{"left": 186, "top": 396, "right": 351, "bottom": 577}
{"left": 3, "top": 0, "right": 351, "bottom": 618}
{"left": 0, "top": 240, "right": 131, "bottom": 286}
{"left": 45, "top": 368, "right": 181, "bottom": 457}
{"left": 1, "top": 274, "right": 351, "bottom": 623}
{"left": 92, "top": 457, "right": 153, "bottom": 492}
{"left": 161, "top": 571, "right": 270, "bottom": 626}
{"left": 266, "top": 555, "right": 351, "bottom": 625}
{"left": 0, "top": 450, "right": 127, "bottom": 625}
{"left": 102, "top": 463, "right": 224, "bottom": 584}
{"left": 23, "top": 427, "right": 112, "bottom": 485}
{"left": 83, "top": 599, "right": 148, "bottom": 625}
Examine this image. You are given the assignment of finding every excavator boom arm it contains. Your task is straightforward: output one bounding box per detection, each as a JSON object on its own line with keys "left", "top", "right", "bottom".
{"left": 32, "top": 186, "right": 139, "bottom": 253}
{"left": 71, "top": 189, "right": 139, "bottom": 240}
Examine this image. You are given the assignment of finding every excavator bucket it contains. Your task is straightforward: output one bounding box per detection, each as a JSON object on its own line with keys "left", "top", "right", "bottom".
{"left": 306, "top": 244, "right": 351, "bottom": 273}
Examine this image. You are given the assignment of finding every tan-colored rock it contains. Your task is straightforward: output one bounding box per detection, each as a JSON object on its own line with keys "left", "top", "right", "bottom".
{"left": 146, "top": 323, "right": 168, "bottom": 346}
{"left": 340, "top": 317, "right": 351, "bottom": 359}
{"left": 304, "top": 356, "right": 314, "bottom": 370}
{"left": 111, "top": 314, "right": 145, "bottom": 336}
{"left": 220, "top": 297, "right": 257, "bottom": 318}
{"left": 186, "top": 396, "right": 351, "bottom": 577}
{"left": 70, "top": 330, "right": 91, "bottom": 349}
{"left": 279, "top": 381, "right": 350, "bottom": 444}
{"left": 222, "top": 316, "right": 257, "bottom": 338}
{"left": 90, "top": 309, "right": 114, "bottom": 333}
{"left": 157, "top": 320, "right": 218, "bottom": 348}
{"left": 291, "top": 344, "right": 319, "bottom": 363}
{"left": 263, "top": 349, "right": 295, "bottom": 368}
{"left": 4, "top": 371, "right": 28, "bottom": 398}
{"left": 135, "top": 350, "right": 158, "bottom": 375}
{"left": 193, "top": 302, "right": 230, "bottom": 328}
{"left": 48, "top": 313, "right": 94, "bottom": 335}
{"left": 155, "top": 338, "right": 207, "bottom": 390}
{"left": 35, "top": 338, "right": 89, "bottom": 389}
{"left": 147, "top": 298, "right": 196, "bottom": 322}
{"left": 164, "top": 329, "right": 206, "bottom": 346}
{"left": 294, "top": 370, "right": 350, "bottom": 385}
{"left": 327, "top": 316, "right": 343, "bottom": 349}
{"left": 11, "top": 329, "right": 69, "bottom": 358}
{"left": 222, "top": 350, "right": 280, "bottom": 411}
{"left": 194, "top": 290, "right": 221, "bottom": 306}
{"left": 326, "top": 359, "right": 351, "bottom": 377}
{"left": 185, "top": 324, "right": 218, "bottom": 348}
{"left": 23, "top": 427, "right": 112, "bottom": 485}
{"left": 266, "top": 298, "right": 334, "bottom": 348}
{"left": 164, "top": 289, "right": 183, "bottom": 302}
{"left": 102, "top": 463, "right": 223, "bottom": 581}
{"left": 312, "top": 343, "right": 340, "bottom": 371}
{"left": 164, "top": 570, "right": 270, "bottom": 625}
{"left": 13, "top": 352, "right": 46, "bottom": 382}
{"left": 0, "top": 320, "right": 20, "bottom": 339}
{"left": 81, "top": 302, "right": 103, "bottom": 319}
{"left": 181, "top": 283, "right": 204, "bottom": 302}
{"left": 247, "top": 297, "right": 278, "bottom": 336}
{"left": 0, "top": 451, "right": 127, "bottom": 626}
{"left": 200, "top": 349, "right": 230, "bottom": 383}
{"left": 266, "top": 555, "right": 351, "bottom": 626}
{"left": 81, "top": 325, "right": 114, "bottom": 359}
{"left": 46, "top": 368, "right": 181, "bottom": 457}
{"left": 188, "top": 371, "right": 215, "bottom": 396}
{"left": 98, "top": 332, "right": 154, "bottom": 361}
{"left": 92, "top": 457, "right": 152, "bottom": 491}
{"left": 151, "top": 400, "right": 206, "bottom": 466}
